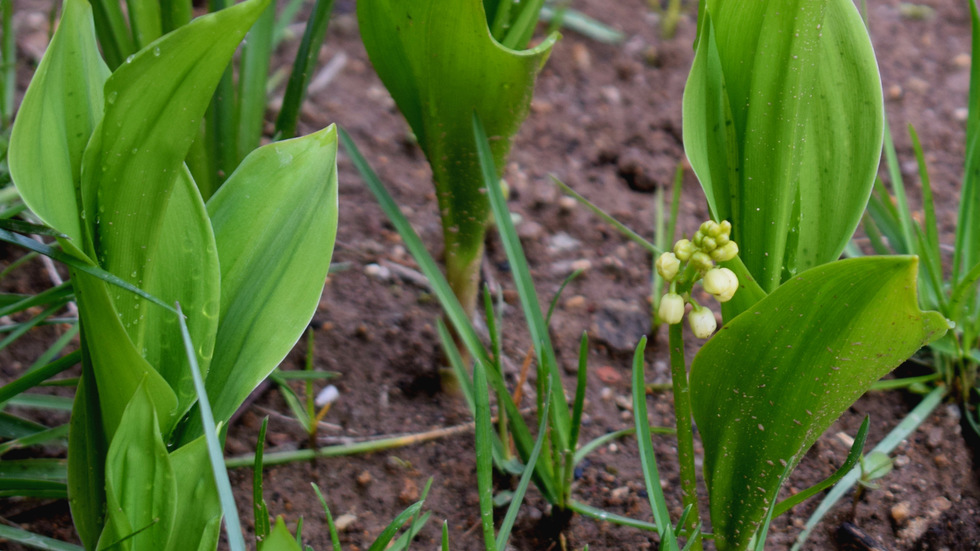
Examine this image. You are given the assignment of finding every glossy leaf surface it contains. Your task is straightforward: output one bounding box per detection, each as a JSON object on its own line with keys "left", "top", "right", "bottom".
{"left": 683, "top": 0, "right": 883, "bottom": 296}
{"left": 184, "top": 125, "right": 338, "bottom": 440}
{"left": 358, "top": 0, "right": 555, "bottom": 311}
{"left": 690, "top": 257, "right": 947, "bottom": 550}
{"left": 8, "top": 0, "right": 109, "bottom": 247}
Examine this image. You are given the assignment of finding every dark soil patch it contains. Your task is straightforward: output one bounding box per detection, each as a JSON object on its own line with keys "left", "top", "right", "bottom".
{"left": 3, "top": 0, "right": 980, "bottom": 550}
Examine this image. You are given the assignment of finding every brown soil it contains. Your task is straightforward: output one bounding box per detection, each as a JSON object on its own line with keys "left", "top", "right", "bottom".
{"left": 2, "top": 0, "right": 980, "bottom": 550}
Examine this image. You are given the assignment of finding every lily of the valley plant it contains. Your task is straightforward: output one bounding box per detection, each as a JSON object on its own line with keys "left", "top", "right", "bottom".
{"left": 7, "top": 0, "right": 338, "bottom": 547}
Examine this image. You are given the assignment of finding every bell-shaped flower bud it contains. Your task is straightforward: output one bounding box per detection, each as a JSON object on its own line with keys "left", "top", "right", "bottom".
{"left": 691, "top": 251, "right": 714, "bottom": 272}
{"left": 719, "top": 220, "right": 732, "bottom": 237}
{"left": 656, "top": 252, "right": 681, "bottom": 282}
{"left": 688, "top": 305, "right": 717, "bottom": 339}
{"left": 703, "top": 267, "right": 739, "bottom": 302}
{"left": 674, "top": 239, "right": 695, "bottom": 261}
{"left": 658, "top": 293, "right": 685, "bottom": 325}
{"left": 701, "top": 236, "right": 717, "bottom": 252}
{"left": 710, "top": 241, "right": 739, "bottom": 262}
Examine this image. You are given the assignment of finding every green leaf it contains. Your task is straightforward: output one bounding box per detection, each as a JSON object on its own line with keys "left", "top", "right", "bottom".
{"left": 125, "top": 166, "right": 220, "bottom": 421}
{"left": 186, "top": 125, "right": 338, "bottom": 439}
{"left": 72, "top": 270, "right": 179, "bottom": 438}
{"left": 98, "top": 382, "right": 176, "bottom": 551}
{"left": 67, "top": 358, "right": 107, "bottom": 551}
{"left": 259, "top": 517, "right": 303, "bottom": 551}
{"left": 683, "top": 0, "right": 883, "bottom": 294}
{"left": 0, "top": 524, "right": 84, "bottom": 551}
{"left": 165, "top": 438, "right": 221, "bottom": 551}
{"left": 690, "top": 257, "right": 948, "bottom": 550}
{"left": 8, "top": 0, "right": 109, "bottom": 246}
{"left": 176, "top": 304, "right": 243, "bottom": 551}
{"left": 83, "top": 0, "right": 269, "bottom": 329}
{"left": 358, "top": 0, "right": 556, "bottom": 313}
{"left": 956, "top": 0, "right": 980, "bottom": 286}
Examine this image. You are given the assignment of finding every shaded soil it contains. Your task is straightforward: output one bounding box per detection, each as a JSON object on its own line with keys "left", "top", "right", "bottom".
{"left": 2, "top": 0, "right": 980, "bottom": 549}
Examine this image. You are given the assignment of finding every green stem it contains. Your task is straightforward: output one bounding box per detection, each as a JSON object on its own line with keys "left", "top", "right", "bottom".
{"left": 669, "top": 323, "right": 703, "bottom": 550}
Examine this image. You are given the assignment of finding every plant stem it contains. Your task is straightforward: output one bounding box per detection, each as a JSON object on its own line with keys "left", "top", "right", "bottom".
{"left": 669, "top": 322, "right": 702, "bottom": 550}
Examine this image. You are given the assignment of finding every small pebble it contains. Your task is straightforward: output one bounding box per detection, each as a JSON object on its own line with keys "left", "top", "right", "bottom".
{"left": 955, "top": 107, "right": 969, "bottom": 122}
{"left": 334, "top": 513, "right": 357, "bottom": 531}
{"left": 399, "top": 478, "right": 420, "bottom": 504}
{"left": 953, "top": 53, "right": 972, "bottom": 68}
{"left": 596, "top": 365, "right": 623, "bottom": 384}
{"left": 933, "top": 454, "right": 950, "bottom": 468}
{"left": 570, "top": 259, "right": 593, "bottom": 272}
{"left": 364, "top": 263, "right": 391, "bottom": 281}
{"left": 600, "top": 387, "right": 614, "bottom": 401}
{"left": 547, "top": 232, "right": 582, "bottom": 254}
{"left": 893, "top": 454, "right": 910, "bottom": 468}
{"left": 571, "top": 42, "right": 592, "bottom": 71}
{"left": 891, "top": 501, "right": 911, "bottom": 525}
{"left": 565, "top": 295, "right": 587, "bottom": 310}
{"left": 356, "top": 470, "right": 372, "bottom": 486}
{"left": 558, "top": 195, "right": 578, "bottom": 212}
{"left": 614, "top": 395, "right": 633, "bottom": 411}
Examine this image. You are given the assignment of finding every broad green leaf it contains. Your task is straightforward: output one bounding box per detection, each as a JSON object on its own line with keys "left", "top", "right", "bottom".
{"left": 67, "top": 360, "right": 106, "bottom": 551}
{"left": 358, "top": 0, "right": 556, "bottom": 313}
{"left": 166, "top": 437, "right": 221, "bottom": 551}
{"left": 73, "top": 270, "right": 178, "bottom": 438}
{"left": 98, "top": 382, "right": 176, "bottom": 551}
{"left": 83, "top": 0, "right": 269, "bottom": 343}
{"left": 683, "top": 0, "right": 883, "bottom": 295}
{"left": 127, "top": 166, "right": 220, "bottom": 421}
{"left": 8, "top": 0, "right": 109, "bottom": 246}
{"left": 690, "top": 257, "right": 948, "bottom": 550}
{"left": 182, "top": 125, "right": 338, "bottom": 441}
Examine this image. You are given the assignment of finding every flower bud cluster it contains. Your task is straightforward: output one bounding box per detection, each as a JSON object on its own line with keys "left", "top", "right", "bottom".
{"left": 655, "top": 219, "right": 740, "bottom": 339}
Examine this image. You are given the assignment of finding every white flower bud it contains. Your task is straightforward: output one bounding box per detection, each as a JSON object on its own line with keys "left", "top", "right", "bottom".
{"left": 688, "top": 306, "right": 717, "bottom": 339}
{"left": 701, "top": 236, "right": 717, "bottom": 252}
{"left": 658, "top": 293, "right": 685, "bottom": 325}
{"left": 703, "top": 267, "right": 739, "bottom": 303}
{"left": 719, "top": 220, "right": 732, "bottom": 237}
{"left": 710, "top": 241, "right": 739, "bottom": 262}
{"left": 656, "top": 252, "right": 680, "bottom": 281}
{"left": 674, "top": 239, "right": 695, "bottom": 261}
{"left": 691, "top": 251, "right": 714, "bottom": 272}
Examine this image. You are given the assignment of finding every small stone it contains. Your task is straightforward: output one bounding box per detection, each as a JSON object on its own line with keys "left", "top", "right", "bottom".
{"left": 600, "top": 86, "right": 622, "bottom": 105}
{"left": 558, "top": 195, "right": 578, "bottom": 212}
{"left": 614, "top": 395, "right": 633, "bottom": 411}
{"left": 590, "top": 299, "right": 650, "bottom": 354}
{"left": 527, "top": 507, "right": 543, "bottom": 521}
{"left": 547, "top": 232, "right": 582, "bottom": 254}
{"left": 570, "top": 259, "right": 593, "bottom": 272}
{"left": 891, "top": 501, "right": 911, "bottom": 525}
{"left": 356, "top": 470, "right": 372, "bottom": 486}
{"left": 886, "top": 84, "right": 903, "bottom": 100}
{"left": 596, "top": 365, "right": 623, "bottom": 384}
{"left": 933, "top": 454, "right": 950, "bottom": 468}
{"left": 608, "top": 486, "right": 630, "bottom": 505}
{"left": 571, "top": 42, "right": 592, "bottom": 71}
{"left": 565, "top": 295, "right": 587, "bottom": 310}
{"left": 926, "top": 426, "right": 943, "bottom": 449}
{"left": 906, "top": 77, "right": 929, "bottom": 95}
{"left": 518, "top": 220, "right": 544, "bottom": 240}
{"left": 399, "top": 478, "right": 420, "bottom": 504}
{"left": 334, "top": 513, "right": 357, "bottom": 531}
{"left": 531, "top": 99, "right": 554, "bottom": 114}
{"left": 955, "top": 107, "right": 969, "bottom": 122}
{"left": 893, "top": 454, "right": 910, "bottom": 468}
{"left": 364, "top": 263, "right": 391, "bottom": 280}
{"left": 600, "top": 387, "right": 614, "bottom": 401}
{"left": 953, "top": 53, "right": 972, "bottom": 68}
